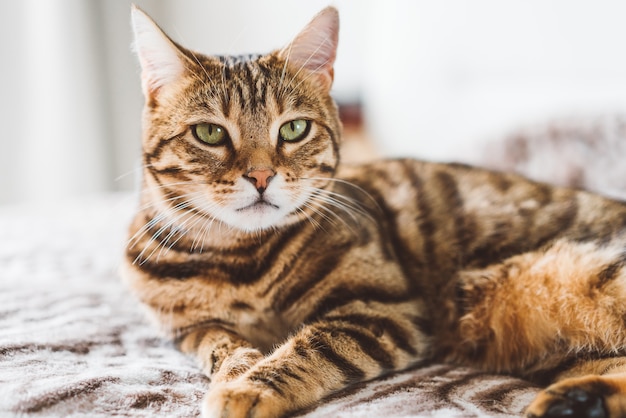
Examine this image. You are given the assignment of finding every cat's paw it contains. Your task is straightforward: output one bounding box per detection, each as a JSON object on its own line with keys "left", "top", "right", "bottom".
{"left": 525, "top": 379, "right": 608, "bottom": 418}
{"left": 202, "top": 380, "right": 286, "bottom": 418}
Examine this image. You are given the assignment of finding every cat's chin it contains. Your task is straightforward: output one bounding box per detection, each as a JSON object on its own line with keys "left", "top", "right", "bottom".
{"left": 221, "top": 201, "right": 295, "bottom": 233}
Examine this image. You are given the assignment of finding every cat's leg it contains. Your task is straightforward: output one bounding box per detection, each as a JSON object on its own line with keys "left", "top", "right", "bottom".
{"left": 177, "top": 325, "right": 263, "bottom": 383}
{"left": 525, "top": 358, "right": 626, "bottom": 417}
{"left": 199, "top": 304, "right": 427, "bottom": 418}
{"left": 453, "top": 238, "right": 626, "bottom": 418}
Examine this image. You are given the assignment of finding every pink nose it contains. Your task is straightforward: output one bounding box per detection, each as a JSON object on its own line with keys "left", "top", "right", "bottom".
{"left": 245, "top": 168, "right": 276, "bottom": 193}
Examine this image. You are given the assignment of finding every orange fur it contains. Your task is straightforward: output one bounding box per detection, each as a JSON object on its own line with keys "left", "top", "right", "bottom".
{"left": 454, "top": 240, "right": 626, "bottom": 374}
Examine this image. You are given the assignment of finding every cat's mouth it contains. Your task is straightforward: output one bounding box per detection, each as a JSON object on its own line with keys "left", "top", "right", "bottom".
{"left": 236, "top": 199, "right": 280, "bottom": 212}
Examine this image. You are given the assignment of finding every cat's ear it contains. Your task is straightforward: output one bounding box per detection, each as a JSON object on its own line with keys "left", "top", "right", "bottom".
{"left": 280, "top": 6, "right": 339, "bottom": 91}
{"left": 131, "top": 5, "right": 186, "bottom": 98}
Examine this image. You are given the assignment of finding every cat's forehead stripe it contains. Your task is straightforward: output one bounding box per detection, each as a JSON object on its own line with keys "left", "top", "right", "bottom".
{"left": 216, "top": 58, "right": 272, "bottom": 114}
{"left": 218, "top": 54, "right": 263, "bottom": 67}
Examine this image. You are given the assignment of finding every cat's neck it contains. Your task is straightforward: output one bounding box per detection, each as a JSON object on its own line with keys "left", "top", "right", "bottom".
{"left": 183, "top": 219, "right": 278, "bottom": 248}
{"left": 134, "top": 199, "right": 302, "bottom": 251}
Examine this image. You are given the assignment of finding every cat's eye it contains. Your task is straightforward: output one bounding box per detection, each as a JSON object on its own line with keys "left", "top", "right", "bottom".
{"left": 192, "top": 123, "right": 228, "bottom": 146}
{"left": 279, "top": 120, "right": 311, "bottom": 142}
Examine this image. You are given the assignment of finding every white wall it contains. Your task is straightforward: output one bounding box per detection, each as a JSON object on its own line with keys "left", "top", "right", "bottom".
{"left": 362, "top": 0, "right": 626, "bottom": 161}
{"left": 1, "top": 1, "right": 122, "bottom": 204}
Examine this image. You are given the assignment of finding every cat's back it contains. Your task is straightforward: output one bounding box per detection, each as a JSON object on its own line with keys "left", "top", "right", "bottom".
{"left": 337, "top": 158, "right": 626, "bottom": 273}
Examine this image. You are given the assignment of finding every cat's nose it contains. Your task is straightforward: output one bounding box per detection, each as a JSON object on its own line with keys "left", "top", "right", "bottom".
{"left": 244, "top": 168, "right": 276, "bottom": 194}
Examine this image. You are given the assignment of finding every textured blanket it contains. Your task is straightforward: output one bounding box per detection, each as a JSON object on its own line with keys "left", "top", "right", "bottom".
{"left": 5, "top": 114, "right": 624, "bottom": 417}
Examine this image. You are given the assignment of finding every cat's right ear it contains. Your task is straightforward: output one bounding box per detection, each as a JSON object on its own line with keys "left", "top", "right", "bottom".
{"left": 131, "top": 5, "right": 186, "bottom": 98}
{"left": 279, "top": 6, "right": 339, "bottom": 92}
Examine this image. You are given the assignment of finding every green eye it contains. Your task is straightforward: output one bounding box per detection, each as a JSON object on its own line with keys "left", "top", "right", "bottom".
{"left": 192, "top": 123, "right": 228, "bottom": 145}
{"left": 279, "top": 119, "right": 310, "bottom": 142}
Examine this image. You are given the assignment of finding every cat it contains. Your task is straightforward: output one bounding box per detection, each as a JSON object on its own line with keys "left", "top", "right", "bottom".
{"left": 123, "top": 5, "right": 626, "bottom": 418}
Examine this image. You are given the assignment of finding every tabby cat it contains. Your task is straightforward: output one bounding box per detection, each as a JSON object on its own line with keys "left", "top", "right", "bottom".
{"left": 123, "top": 6, "right": 626, "bottom": 418}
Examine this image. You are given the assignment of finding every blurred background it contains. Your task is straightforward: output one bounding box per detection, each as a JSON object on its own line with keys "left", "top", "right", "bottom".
{"left": 1, "top": 0, "right": 626, "bottom": 205}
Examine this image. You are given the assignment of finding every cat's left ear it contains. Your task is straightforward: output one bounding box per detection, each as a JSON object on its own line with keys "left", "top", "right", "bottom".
{"left": 131, "top": 5, "right": 187, "bottom": 98}
{"left": 279, "top": 6, "right": 339, "bottom": 91}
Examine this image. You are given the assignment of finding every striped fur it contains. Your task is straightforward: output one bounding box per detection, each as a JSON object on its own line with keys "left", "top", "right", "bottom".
{"left": 124, "top": 6, "right": 626, "bottom": 418}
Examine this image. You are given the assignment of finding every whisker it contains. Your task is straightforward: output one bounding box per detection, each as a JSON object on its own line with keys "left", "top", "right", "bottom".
{"left": 300, "top": 200, "right": 334, "bottom": 228}
{"left": 301, "top": 185, "right": 375, "bottom": 225}
{"left": 294, "top": 204, "right": 324, "bottom": 231}
{"left": 167, "top": 197, "right": 229, "bottom": 258}
{"left": 114, "top": 163, "right": 154, "bottom": 183}
{"left": 157, "top": 205, "right": 210, "bottom": 260}
{"left": 303, "top": 177, "right": 381, "bottom": 213}
{"left": 133, "top": 200, "right": 197, "bottom": 264}
{"left": 135, "top": 189, "right": 207, "bottom": 213}
{"left": 191, "top": 214, "right": 216, "bottom": 253}
{"left": 128, "top": 190, "right": 211, "bottom": 261}
{"left": 127, "top": 210, "right": 168, "bottom": 250}
{"left": 301, "top": 192, "right": 359, "bottom": 234}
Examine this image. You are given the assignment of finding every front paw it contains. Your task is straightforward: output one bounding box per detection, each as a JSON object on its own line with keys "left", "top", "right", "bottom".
{"left": 526, "top": 380, "right": 607, "bottom": 418}
{"left": 202, "top": 381, "right": 285, "bottom": 418}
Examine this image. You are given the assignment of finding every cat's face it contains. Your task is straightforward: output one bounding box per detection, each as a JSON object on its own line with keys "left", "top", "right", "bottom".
{"left": 132, "top": 7, "right": 341, "bottom": 233}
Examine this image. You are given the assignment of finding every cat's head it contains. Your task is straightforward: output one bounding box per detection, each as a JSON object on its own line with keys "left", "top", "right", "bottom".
{"left": 131, "top": 6, "right": 341, "bottom": 233}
